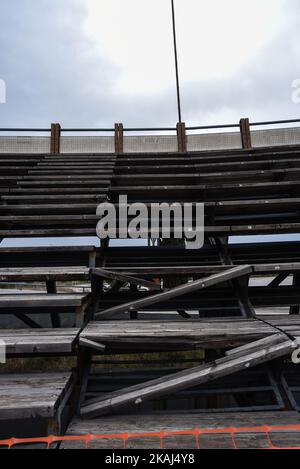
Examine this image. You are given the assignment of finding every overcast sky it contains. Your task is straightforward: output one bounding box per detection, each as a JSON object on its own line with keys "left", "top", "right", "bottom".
{"left": 0, "top": 0, "right": 300, "bottom": 128}
{"left": 0, "top": 1, "right": 300, "bottom": 247}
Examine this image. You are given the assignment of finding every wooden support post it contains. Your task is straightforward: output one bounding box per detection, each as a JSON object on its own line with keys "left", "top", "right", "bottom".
{"left": 177, "top": 122, "right": 186, "bottom": 153}
{"left": 211, "top": 235, "right": 256, "bottom": 318}
{"left": 14, "top": 313, "right": 42, "bottom": 329}
{"left": 46, "top": 280, "right": 61, "bottom": 328}
{"left": 269, "top": 360, "right": 293, "bottom": 411}
{"left": 76, "top": 348, "right": 92, "bottom": 410}
{"left": 118, "top": 123, "right": 124, "bottom": 154}
{"left": 50, "top": 123, "right": 61, "bottom": 155}
{"left": 55, "top": 123, "right": 61, "bottom": 154}
{"left": 89, "top": 251, "right": 97, "bottom": 268}
{"left": 290, "top": 273, "right": 300, "bottom": 315}
{"left": 80, "top": 333, "right": 296, "bottom": 418}
{"left": 95, "top": 265, "right": 253, "bottom": 320}
{"left": 114, "top": 123, "right": 124, "bottom": 155}
{"left": 268, "top": 273, "right": 290, "bottom": 287}
{"left": 176, "top": 123, "right": 182, "bottom": 153}
{"left": 181, "top": 122, "right": 187, "bottom": 153}
{"left": 75, "top": 305, "right": 86, "bottom": 328}
{"left": 240, "top": 118, "right": 252, "bottom": 149}
{"left": 50, "top": 123, "right": 56, "bottom": 154}
{"left": 233, "top": 275, "right": 256, "bottom": 319}
{"left": 114, "top": 123, "right": 119, "bottom": 155}
{"left": 90, "top": 273, "right": 102, "bottom": 318}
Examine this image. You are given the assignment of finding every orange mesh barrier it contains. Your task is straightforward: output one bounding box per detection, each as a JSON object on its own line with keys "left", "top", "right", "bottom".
{"left": 1, "top": 425, "right": 300, "bottom": 449}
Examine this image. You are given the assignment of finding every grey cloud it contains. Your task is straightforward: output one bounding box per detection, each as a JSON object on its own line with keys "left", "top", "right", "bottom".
{"left": 0, "top": 0, "right": 119, "bottom": 127}
{"left": 0, "top": 0, "right": 299, "bottom": 128}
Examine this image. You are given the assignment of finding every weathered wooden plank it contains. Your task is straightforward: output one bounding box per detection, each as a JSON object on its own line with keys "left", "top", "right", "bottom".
{"left": 0, "top": 293, "right": 89, "bottom": 308}
{"left": 113, "top": 167, "right": 300, "bottom": 182}
{"left": 91, "top": 268, "right": 161, "bottom": 291}
{"left": 81, "top": 315, "right": 300, "bottom": 351}
{"left": 0, "top": 229, "right": 97, "bottom": 238}
{"left": 79, "top": 338, "right": 106, "bottom": 353}
{"left": 0, "top": 267, "right": 90, "bottom": 282}
{"left": 95, "top": 266, "right": 253, "bottom": 319}
{"left": 80, "top": 334, "right": 296, "bottom": 418}
{"left": 0, "top": 329, "right": 79, "bottom": 355}
{"left": 3, "top": 223, "right": 299, "bottom": 237}
{"left": 254, "top": 263, "right": 300, "bottom": 273}
{"left": 97, "top": 263, "right": 300, "bottom": 277}
{"left": 0, "top": 245, "right": 95, "bottom": 254}
{"left": 63, "top": 412, "right": 300, "bottom": 449}
{"left": 0, "top": 372, "right": 73, "bottom": 420}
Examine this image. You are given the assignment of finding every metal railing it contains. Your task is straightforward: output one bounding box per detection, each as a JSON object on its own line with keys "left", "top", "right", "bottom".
{"left": 0, "top": 117, "right": 300, "bottom": 154}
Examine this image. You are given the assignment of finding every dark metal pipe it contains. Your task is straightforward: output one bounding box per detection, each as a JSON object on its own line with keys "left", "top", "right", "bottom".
{"left": 186, "top": 124, "right": 240, "bottom": 130}
{"left": 171, "top": 0, "right": 182, "bottom": 123}
{"left": 1, "top": 118, "right": 300, "bottom": 134}
{"left": 124, "top": 127, "right": 176, "bottom": 132}
{"left": 250, "top": 118, "right": 300, "bottom": 127}
{"left": 61, "top": 128, "right": 115, "bottom": 132}
{"left": 0, "top": 128, "right": 50, "bottom": 132}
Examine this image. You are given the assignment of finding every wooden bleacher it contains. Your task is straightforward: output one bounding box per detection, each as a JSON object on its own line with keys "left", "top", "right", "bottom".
{"left": 1, "top": 141, "right": 300, "bottom": 447}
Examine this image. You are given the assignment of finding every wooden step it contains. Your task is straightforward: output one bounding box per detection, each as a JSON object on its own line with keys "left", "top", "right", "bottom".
{"left": 0, "top": 371, "right": 73, "bottom": 436}
{"left": 0, "top": 267, "right": 90, "bottom": 282}
{"left": 80, "top": 334, "right": 296, "bottom": 418}
{"left": 0, "top": 328, "right": 80, "bottom": 356}
{"left": 0, "top": 293, "right": 89, "bottom": 309}
{"left": 62, "top": 411, "right": 300, "bottom": 449}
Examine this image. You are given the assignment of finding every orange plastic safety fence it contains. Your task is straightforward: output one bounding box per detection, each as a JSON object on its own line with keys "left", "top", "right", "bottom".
{"left": 1, "top": 425, "right": 300, "bottom": 449}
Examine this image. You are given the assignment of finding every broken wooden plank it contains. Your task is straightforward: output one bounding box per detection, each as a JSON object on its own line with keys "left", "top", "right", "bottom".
{"left": 95, "top": 265, "right": 253, "bottom": 319}
{"left": 80, "top": 319, "right": 279, "bottom": 351}
{"left": 0, "top": 329, "right": 79, "bottom": 356}
{"left": 80, "top": 333, "right": 296, "bottom": 418}
{"left": 224, "top": 334, "right": 287, "bottom": 357}
{"left": 0, "top": 372, "right": 73, "bottom": 420}
{"left": 79, "top": 338, "right": 106, "bottom": 353}
{"left": 91, "top": 268, "right": 161, "bottom": 291}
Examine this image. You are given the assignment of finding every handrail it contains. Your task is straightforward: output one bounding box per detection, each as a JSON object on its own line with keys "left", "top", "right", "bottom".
{"left": 250, "top": 118, "right": 300, "bottom": 127}
{"left": 0, "top": 117, "right": 299, "bottom": 134}
{"left": 0, "top": 128, "right": 51, "bottom": 132}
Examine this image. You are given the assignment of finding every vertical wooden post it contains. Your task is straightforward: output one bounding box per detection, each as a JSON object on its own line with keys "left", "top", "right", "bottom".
{"left": 240, "top": 118, "right": 252, "bottom": 149}
{"left": 290, "top": 273, "right": 300, "bottom": 315}
{"left": 118, "top": 123, "right": 124, "bottom": 155}
{"left": 46, "top": 280, "right": 61, "bottom": 328}
{"left": 55, "top": 123, "right": 61, "bottom": 154}
{"left": 114, "top": 123, "right": 124, "bottom": 155}
{"left": 50, "top": 123, "right": 56, "bottom": 154}
{"left": 50, "top": 123, "right": 61, "bottom": 154}
{"left": 177, "top": 122, "right": 187, "bottom": 153}
{"left": 181, "top": 122, "right": 187, "bottom": 153}
{"left": 114, "top": 123, "right": 119, "bottom": 155}
{"left": 177, "top": 123, "right": 182, "bottom": 153}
